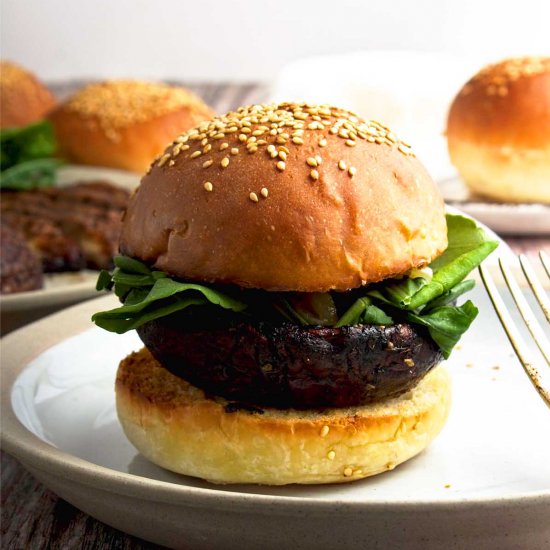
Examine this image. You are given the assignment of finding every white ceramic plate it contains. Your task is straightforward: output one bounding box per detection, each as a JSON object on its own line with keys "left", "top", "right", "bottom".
{"left": 0, "top": 166, "right": 140, "bottom": 319}
{"left": 439, "top": 176, "right": 550, "bottom": 236}
{"left": 2, "top": 265, "right": 550, "bottom": 547}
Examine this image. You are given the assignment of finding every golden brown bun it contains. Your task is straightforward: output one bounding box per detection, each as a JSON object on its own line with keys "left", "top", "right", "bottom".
{"left": 48, "top": 80, "right": 215, "bottom": 173}
{"left": 116, "top": 348, "right": 451, "bottom": 485}
{"left": 0, "top": 61, "right": 55, "bottom": 128}
{"left": 447, "top": 56, "right": 550, "bottom": 203}
{"left": 120, "top": 103, "right": 447, "bottom": 291}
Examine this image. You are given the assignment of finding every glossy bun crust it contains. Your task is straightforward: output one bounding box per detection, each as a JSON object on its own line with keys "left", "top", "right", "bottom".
{"left": 447, "top": 56, "right": 550, "bottom": 203}
{"left": 116, "top": 348, "right": 451, "bottom": 485}
{"left": 120, "top": 103, "right": 447, "bottom": 291}
{"left": 0, "top": 61, "right": 55, "bottom": 128}
{"left": 49, "top": 80, "right": 215, "bottom": 173}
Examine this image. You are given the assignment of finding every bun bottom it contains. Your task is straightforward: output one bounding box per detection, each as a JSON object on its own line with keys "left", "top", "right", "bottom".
{"left": 449, "top": 139, "right": 550, "bottom": 203}
{"left": 116, "top": 348, "right": 451, "bottom": 485}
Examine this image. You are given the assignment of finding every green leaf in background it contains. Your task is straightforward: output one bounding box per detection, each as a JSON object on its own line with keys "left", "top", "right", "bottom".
{"left": 0, "top": 158, "right": 63, "bottom": 189}
{"left": 0, "top": 120, "right": 60, "bottom": 190}
{"left": 408, "top": 300, "right": 479, "bottom": 359}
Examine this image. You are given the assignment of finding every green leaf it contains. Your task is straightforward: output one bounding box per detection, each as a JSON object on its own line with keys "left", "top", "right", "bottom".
{"left": 0, "top": 120, "right": 60, "bottom": 190}
{"left": 336, "top": 297, "right": 393, "bottom": 327}
{"left": 286, "top": 292, "right": 338, "bottom": 326}
{"left": 113, "top": 256, "right": 152, "bottom": 275}
{"left": 421, "top": 279, "right": 475, "bottom": 312}
{"left": 367, "top": 214, "right": 497, "bottom": 312}
{"left": 408, "top": 300, "right": 479, "bottom": 359}
{"left": 0, "top": 158, "right": 62, "bottom": 190}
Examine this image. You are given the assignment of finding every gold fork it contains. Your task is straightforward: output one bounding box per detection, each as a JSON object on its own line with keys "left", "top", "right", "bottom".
{"left": 479, "top": 252, "right": 550, "bottom": 408}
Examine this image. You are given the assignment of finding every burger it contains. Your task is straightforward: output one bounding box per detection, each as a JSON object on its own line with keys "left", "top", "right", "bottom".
{"left": 49, "top": 80, "right": 215, "bottom": 173}
{"left": 93, "top": 102, "right": 497, "bottom": 485}
{"left": 447, "top": 56, "right": 550, "bottom": 204}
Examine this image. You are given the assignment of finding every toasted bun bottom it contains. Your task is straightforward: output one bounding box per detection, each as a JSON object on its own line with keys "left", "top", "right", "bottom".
{"left": 449, "top": 138, "right": 550, "bottom": 203}
{"left": 116, "top": 348, "right": 451, "bottom": 485}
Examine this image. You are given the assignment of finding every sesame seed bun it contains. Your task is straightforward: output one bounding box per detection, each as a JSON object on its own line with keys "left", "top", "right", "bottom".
{"left": 48, "top": 80, "right": 215, "bottom": 173}
{"left": 0, "top": 60, "right": 55, "bottom": 128}
{"left": 447, "top": 56, "right": 550, "bottom": 204}
{"left": 120, "top": 102, "right": 448, "bottom": 291}
{"left": 116, "top": 347, "right": 451, "bottom": 485}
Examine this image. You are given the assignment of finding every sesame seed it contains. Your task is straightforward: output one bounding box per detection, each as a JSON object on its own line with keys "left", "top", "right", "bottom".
{"left": 307, "top": 157, "right": 317, "bottom": 167}
{"left": 157, "top": 154, "right": 170, "bottom": 167}
{"left": 270, "top": 150, "right": 278, "bottom": 158}
{"left": 249, "top": 192, "right": 259, "bottom": 203}
{"left": 202, "top": 160, "right": 213, "bottom": 168}
{"left": 319, "top": 138, "right": 327, "bottom": 147}
{"left": 190, "top": 150, "right": 202, "bottom": 159}
{"left": 231, "top": 147, "right": 239, "bottom": 155}
{"left": 239, "top": 134, "right": 247, "bottom": 142}
{"left": 346, "top": 139, "right": 356, "bottom": 147}
{"left": 203, "top": 182, "right": 213, "bottom": 192}
{"left": 168, "top": 160, "right": 175, "bottom": 166}
{"left": 203, "top": 144, "right": 212, "bottom": 153}
{"left": 327, "top": 451, "right": 336, "bottom": 460}
{"left": 348, "top": 166, "right": 357, "bottom": 177}
{"left": 277, "top": 161, "right": 286, "bottom": 171}
{"left": 221, "top": 157, "right": 230, "bottom": 168}
{"left": 338, "top": 160, "right": 347, "bottom": 170}
{"left": 398, "top": 144, "right": 410, "bottom": 155}
{"left": 260, "top": 187, "right": 269, "bottom": 198}
{"left": 220, "top": 142, "right": 229, "bottom": 150}
{"left": 320, "top": 425, "right": 330, "bottom": 437}
{"left": 310, "top": 169, "right": 319, "bottom": 180}
{"left": 267, "top": 144, "right": 276, "bottom": 153}
{"left": 292, "top": 136, "right": 304, "bottom": 145}
{"left": 278, "top": 151, "right": 287, "bottom": 161}
{"left": 315, "top": 155, "right": 322, "bottom": 164}
{"left": 201, "top": 137, "right": 208, "bottom": 146}
{"left": 343, "top": 467, "right": 353, "bottom": 477}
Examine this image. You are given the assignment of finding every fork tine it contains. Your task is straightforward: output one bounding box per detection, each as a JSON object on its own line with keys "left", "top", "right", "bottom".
{"left": 479, "top": 263, "right": 550, "bottom": 408}
{"left": 519, "top": 254, "right": 550, "bottom": 324}
{"left": 540, "top": 251, "right": 550, "bottom": 280}
{"left": 498, "top": 258, "right": 550, "bottom": 365}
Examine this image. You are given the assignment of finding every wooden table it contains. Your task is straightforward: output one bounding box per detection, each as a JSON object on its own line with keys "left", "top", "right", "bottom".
{"left": 2, "top": 83, "right": 549, "bottom": 550}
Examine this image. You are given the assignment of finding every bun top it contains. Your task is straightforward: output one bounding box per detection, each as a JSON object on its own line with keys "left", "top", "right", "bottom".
{"left": 48, "top": 80, "right": 215, "bottom": 173}
{"left": 447, "top": 56, "right": 550, "bottom": 149}
{"left": 120, "top": 102, "right": 447, "bottom": 291}
{"left": 0, "top": 60, "right": 55, "bottom": 128}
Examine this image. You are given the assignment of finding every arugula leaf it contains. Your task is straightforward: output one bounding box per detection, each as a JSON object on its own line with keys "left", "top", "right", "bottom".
{"left": 421, "top": 279, "right": 475, "bottom": 313}
{"left": 408, "top": 300, "right": 479, "bottom": 359}
{"left": 336, "top": 297, "right": 393, "bottom": 327}
{"left": 405, "top": 215, "right": 497, "bottom": 309}
{"left": 92, "top": 267, "right": 247, "bottom": 333}
{"left": 368, "top": 214, "right": 497, "bottom": 311}
{"left": 0, "top": 120, "right": 60, "bottom": 190}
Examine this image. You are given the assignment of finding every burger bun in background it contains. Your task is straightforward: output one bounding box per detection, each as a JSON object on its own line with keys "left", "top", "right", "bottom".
{"left": 48, "top": 80, "right": 215, "bottom": 173}
{"left": 0, "top": 60, "right": 56, "bottom": 128}
{"left": 446, "top": 56, "right": 550, "bottom": 204}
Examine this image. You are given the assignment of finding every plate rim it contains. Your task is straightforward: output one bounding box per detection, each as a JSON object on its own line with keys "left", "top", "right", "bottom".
{"left": 2, "top": 290, "right": 550, "bottom": 514}
{"left": 0, "top": 165, "right": 140, "bottom": 313}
